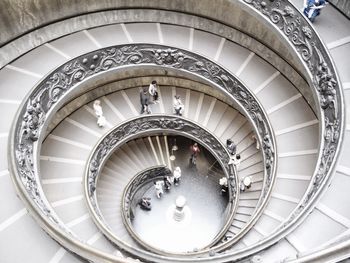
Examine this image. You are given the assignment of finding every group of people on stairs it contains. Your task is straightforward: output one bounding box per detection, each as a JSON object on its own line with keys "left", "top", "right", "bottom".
{"left": 139, "top": 166, "right": 182, "bottom": 211}
{"left": 93, "top": 80, "right": 186, "bottom": 127}
{"left": 220, "top": 139, "right": 254, "bottom": 195}
{"left": 92, "top": 81, "right": 262, "bottom": 204}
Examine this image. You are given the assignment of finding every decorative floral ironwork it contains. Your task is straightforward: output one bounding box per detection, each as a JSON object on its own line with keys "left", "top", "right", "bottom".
{"left": 21, "top": 91, "right": 46, "bottom": 142}
{"left": 11, "top": 43, "right": 276, "bottom": 257}
{"left": 123, "top": 166, "right": 171, "bottom": 220}
{"left": 15, "top": 142, "right": 59, "bottom": 224}
{"left": 7, "top": 0, "right": 343, "bottom": 260}
{"left": 85, "top": 115, "right": 239, "bottom": 253}
{"left": 314, "top": 47, "right": 338, "bottom": 120}
{"left": 154, "top": 48, "right": 186, "bottom": 67}
{"left": 243, "top": 0, "right": 344, "bottom": 247}
{"left": 86, "top": 115, "right": 235, "bottom": 199}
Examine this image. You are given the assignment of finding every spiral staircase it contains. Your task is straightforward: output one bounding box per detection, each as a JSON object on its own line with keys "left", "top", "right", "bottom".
{"left": 0, "top": 0, "right": 350, "bottom": 262}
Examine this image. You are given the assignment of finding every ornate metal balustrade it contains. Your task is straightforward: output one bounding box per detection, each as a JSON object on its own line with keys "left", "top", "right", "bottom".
{"left": 9, "top": 42, "right": 277, "bottom": 262}
{"left": 230, "top": 1, "right": 345, "bottom": 261}
{"left": 123, "top": 165, "right": 174, "bottom": 254}
{"left": 3, "top": 0, "right": 345, "bottom": 261}
{"left": 84, "top": 114, "right": 238, "bottom": 256}
{"left": 122, "top": 165, "right": 172, "bottom": 221}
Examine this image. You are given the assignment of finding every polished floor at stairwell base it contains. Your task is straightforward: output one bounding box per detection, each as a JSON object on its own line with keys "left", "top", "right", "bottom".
{"left": 131, "top": 138, "right": 229, "bottom": 253}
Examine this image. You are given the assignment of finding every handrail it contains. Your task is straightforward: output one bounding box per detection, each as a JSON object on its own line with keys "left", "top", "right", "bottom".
{"left": 225, "top": 1, "right": 344, "bottom": 261}
{"left": 9, "top": 42, "right": 277, "bottom": 262}
{"left": 121, "top": 165, "right": 173, "bottom": 253}
{"left": 84, "top": 114, "right": 238, "bottom": 256}
{"left": 122, "top": 165, "right": 171, "bottom": 222}
{"left": 4, "top": 0, "right": 345, "bottom": 260}
{"left": 286, "top": 234, "right": 350, "bottom": 262}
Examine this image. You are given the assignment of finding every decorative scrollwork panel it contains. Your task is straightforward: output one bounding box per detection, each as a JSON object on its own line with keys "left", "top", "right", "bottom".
{"left": 10, "top": 43, "right": 277, "bottom": 260}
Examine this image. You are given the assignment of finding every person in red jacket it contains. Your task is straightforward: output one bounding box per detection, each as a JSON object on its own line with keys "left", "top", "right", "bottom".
{"left": 189, "top": 142, "right": 200, "bottom": 166}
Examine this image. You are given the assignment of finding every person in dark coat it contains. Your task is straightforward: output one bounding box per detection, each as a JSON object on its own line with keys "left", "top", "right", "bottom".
{"left": 226, "top": 139, "right": 236, "bottom": 155}
{"left": 164, "top": 176, "right": 172, "bottom": 191}
{"left": 139, "top": 197, "right": 151, "bottom": 211}
{"left": 140, "top": 87, "right": 151, "bottom": 114}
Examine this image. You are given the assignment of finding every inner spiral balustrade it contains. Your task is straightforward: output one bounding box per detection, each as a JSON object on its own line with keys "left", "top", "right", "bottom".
{"left": 84, "top": 115, "right": 240, "bottom": 256}
{"left": 97, "top": 134, "right": 232, "bottom": 254}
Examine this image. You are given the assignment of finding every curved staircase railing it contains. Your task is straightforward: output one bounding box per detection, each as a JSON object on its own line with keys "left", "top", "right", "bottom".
{"left": 6, "top": 0, "right": 344, "bottom": 260}
{"left": 84, "top": 115, "right": 238, "bottom": 256}
{"left": 122, "top": 165, "right": 172, "bottom": 223}
{"left": 9, "top": 43, "right": 276, "bottom": 262}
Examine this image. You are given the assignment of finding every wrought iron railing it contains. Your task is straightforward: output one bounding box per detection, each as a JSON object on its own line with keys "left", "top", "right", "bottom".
{"left": 10, "top": 26, "right": 334, "bottom": 260}
{"left": 122, "top": 165, "right": 172, "bottom": 222}
{"left": 84, "top": 114, "right": 238, "bottom": 256}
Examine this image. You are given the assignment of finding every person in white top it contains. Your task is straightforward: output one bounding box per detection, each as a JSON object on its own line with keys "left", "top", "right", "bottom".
{"left": 233, "top": 154, "right": 241, "bottom": 170}
{"left": 228, "top": 153, "right": 241, "bottom": 167}
{"left": 243, "top": 176, "right": 252, "bottom": 189}
{"left": 240, "top": 176, "right": 252, "bottom": 192}
{"left": 251, "top": 134, "right": 260, "bottom": 150}
{"left": 228, "top": 153, "right": 241, "bottom": 175}
{"left": 149, "top": 80, "right": 159, "bottom": 103}
{"left": 93, "top": 100, "right": 106, "bottom": 127}
{"left": 219, "top": 176, "right": 228, "bottom": 195}
{"left": 173, "top": 95, "right": 184, "bottom": 116}
{"left": 173, "top": 166, "right": 182, "bottom": 185}
{"left": 154, "top": 180, "right": 164, "bottom": 198}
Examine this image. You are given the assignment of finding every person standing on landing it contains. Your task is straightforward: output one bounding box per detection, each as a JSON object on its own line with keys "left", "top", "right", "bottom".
{"left": 173, "top": 166, "right": 182, "bottom": 185}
